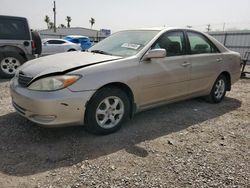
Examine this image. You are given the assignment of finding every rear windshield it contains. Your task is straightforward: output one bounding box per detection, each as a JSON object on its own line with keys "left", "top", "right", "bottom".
{"left": 0, "top": 17, "right": 30, "bottom": 40}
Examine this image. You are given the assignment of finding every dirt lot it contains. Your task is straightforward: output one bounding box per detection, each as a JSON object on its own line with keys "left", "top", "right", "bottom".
{"left": 0, "top": 68, "right": 249, "bottom": 188}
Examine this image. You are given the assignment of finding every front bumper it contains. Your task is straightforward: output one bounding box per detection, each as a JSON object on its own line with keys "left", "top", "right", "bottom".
{"left": 10, "top": 79, "right": 95, "bottom": 127}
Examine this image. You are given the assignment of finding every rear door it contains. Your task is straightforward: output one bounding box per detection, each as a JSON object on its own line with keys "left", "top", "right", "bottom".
{"left": 186, "top": 31, "right": 222, "bottom": 94}
{"left": 139, "top": 30, "right": 191, "bottom": 107}
{"left": 53, "top": 40, "right": 67, "bottom": 53}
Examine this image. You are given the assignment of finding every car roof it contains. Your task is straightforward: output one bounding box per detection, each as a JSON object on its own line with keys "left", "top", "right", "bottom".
{"left": 117, "top": 27, "right": 214, "bottom": 39}
{"left": 121, "top": 27, "right": 203, "bottom": 32}
{"left": 64, "top": 35, "right": 89, "bottom": 39}
{"left": 125, "top": 27, "right": 228, "bottom": 53}
{"left": 42, "top": 38, "right": 68, "bottom": 42}
{"left": 0, "top": 15, "right": 28, "bottom": 21}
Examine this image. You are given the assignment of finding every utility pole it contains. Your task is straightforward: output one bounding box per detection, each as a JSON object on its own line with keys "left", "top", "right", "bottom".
{"left": 223, "top": 23, "right": 226, "bottom": 32}
{"left": 53, "top": 1, "right": 56, "bottom": 33}
{"left": 206, "top": 24, "right": 211, "bottom": 32}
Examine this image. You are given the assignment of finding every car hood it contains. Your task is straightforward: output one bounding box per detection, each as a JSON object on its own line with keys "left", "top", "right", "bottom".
{"left": 19, "top": 52, "right": 122, "bottom": 78}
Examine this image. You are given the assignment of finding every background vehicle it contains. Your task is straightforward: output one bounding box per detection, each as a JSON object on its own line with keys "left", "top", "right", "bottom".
{"left": 42, "top": 38, "right": 82, "bottom": 56}
{"left": 0, "top": 15, "right": 41, "bottom": 78}
{"left": 10, "top": 28, "right": 241, "bottom": 135}
{"left": 64, "top": 35, "right": 92, "bottom": 51}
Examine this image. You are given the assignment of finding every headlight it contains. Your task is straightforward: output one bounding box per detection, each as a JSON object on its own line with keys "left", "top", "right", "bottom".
{"left": 28, "top": 75, "right": 81, "bottom": 91}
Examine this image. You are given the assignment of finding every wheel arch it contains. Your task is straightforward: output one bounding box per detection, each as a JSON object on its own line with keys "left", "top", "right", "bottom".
{"left": 0, "top": 45, "right": 27, "bottom": 61}
{"left": 86, "top": 82, "right": 136, "bottom": 120}
{"left": 220, "top": 71, "right": 231, "bottom": 91}
{"left": 67, "top": 48, "right": 76, "bottom": 52}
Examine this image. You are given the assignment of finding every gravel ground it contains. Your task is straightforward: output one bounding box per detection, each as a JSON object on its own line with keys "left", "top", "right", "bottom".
{"left": 0, "top": 67, "right": 249, "bottom": 188}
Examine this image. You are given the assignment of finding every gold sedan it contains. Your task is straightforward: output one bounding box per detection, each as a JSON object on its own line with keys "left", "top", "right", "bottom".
{"left": 10, "top": 28, "right": 241, "bottom": 134}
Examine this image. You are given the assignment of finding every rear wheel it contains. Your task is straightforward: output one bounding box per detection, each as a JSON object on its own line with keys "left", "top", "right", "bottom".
{"left": 205, "top": 74, "right": 227, "bottom": 103}
{"left": 85, "top": 87, "right": 130, "bottom": 135}
{"left": 0, "top": 52, "right": 25, "bottom": 78}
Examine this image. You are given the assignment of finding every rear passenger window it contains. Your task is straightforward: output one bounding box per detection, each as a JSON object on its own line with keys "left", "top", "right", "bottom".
{"left": 152, "top": 31, "right": 185, "bottom": 57}
{"left": 187, "top": 32, "right": 218, "bottom": 54}
{"left": 0, "top": 18, "right": 30, "bottom": 40}
{"left": 47, "top": 40, "right": 65, "bottom": 44}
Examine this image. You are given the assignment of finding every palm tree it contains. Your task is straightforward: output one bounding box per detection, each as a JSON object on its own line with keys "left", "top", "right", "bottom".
{"left": 89, "top": 17, "right": 95, "bottom": 29}
{"left": 49, "top": 22, "right": 54, "bottom": 29}
{"left": 59, "top": 24, "right": 66, "bottom": 28}
{"left": 66, "top": 16, "right": 72, "bottom": 28}
{"left": 44, "top": 15, "right": 50, "bottom": 29}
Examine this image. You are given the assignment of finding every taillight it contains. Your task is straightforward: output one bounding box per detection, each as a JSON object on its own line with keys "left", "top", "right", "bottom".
{"left": 32, "top": 40, "right": 36, "bottom": 49}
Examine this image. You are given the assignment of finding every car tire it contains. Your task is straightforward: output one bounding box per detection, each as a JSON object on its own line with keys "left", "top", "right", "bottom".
{"left": 85, "top": 87, "right": 130, "bottom": 135}
{"left": 31, "top": 31, "right": 42, "bottom": 55}
{"left": 0, "top": 52, "right": 25, "bottom": 78}
{"left": 205, "top": 74, "right": 227, "bottom": 103}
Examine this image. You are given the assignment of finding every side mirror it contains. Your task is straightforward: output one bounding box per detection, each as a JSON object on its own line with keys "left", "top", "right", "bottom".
{"left": 144, "top": 49, "right": 166, "bottom": 60}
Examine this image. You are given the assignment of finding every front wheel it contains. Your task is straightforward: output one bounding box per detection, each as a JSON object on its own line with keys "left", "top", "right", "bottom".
{"left": 85, "top": 87, "right": 130, "bottom": 135}
{"left": 205, "top": 75, "right": 227, "bottom": 103}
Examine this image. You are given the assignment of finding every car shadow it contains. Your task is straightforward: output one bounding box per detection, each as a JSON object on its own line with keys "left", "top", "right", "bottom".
{"left": 0, "top": 97, "right": 241, "bottom": 176}
{"left": 0, "top": 79, "right": 10, "bottom": 83}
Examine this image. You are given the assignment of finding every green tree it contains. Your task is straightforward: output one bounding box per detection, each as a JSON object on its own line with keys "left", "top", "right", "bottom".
{"left": 66, "top": 16, "right": 72, "bottom": 28}
{"left": 89, "top": 17, "right": 95, "bottom": 29}
{"left": 44, "top": 15, "right": 50, "bottom": 29}
{"left": 49, "top": 22, "right": 54, "bottom": 29}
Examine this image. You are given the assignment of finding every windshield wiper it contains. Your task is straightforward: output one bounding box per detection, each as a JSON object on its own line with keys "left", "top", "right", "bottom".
{"left": 90, "top": 50, "right": 112, "bottom": 55}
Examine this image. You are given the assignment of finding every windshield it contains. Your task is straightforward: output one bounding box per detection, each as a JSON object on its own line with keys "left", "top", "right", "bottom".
{"left": 89, "top": 30, "right": 159, "bottom": 57}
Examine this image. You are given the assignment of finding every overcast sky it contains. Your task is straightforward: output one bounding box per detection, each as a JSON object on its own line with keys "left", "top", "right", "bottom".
{"left": 1, "top": 0, "right": 250, "bottom": 32}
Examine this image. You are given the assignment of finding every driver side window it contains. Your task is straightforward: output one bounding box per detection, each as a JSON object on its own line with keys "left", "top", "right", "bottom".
{"left": 152, "top": 31, "right": 185, "bottom": 57}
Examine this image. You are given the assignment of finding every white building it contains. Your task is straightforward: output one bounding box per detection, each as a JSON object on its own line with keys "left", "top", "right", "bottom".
{"left": 39, "top": 27, "right": 109, "bottom": 42}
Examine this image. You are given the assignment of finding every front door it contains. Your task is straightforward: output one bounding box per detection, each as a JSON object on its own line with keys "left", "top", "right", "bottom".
{"left": 139, "top": 31, "right": 191, "bottom": 107}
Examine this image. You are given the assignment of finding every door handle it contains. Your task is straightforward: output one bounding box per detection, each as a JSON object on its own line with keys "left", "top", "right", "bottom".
{"left": 181, "top": 62, "right": 191, "bottom": 67}
{"left": 216, "top": 58, "right": 223, "bottom": 62}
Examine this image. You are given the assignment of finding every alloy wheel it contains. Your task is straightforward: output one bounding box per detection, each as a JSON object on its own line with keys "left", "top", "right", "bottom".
{"left": 95, "top": 96, "right": 125, "bottom": 129}
{"left": 0, "top": 57, "right": 21, "bottom": 75}
{"left": 214, "top": 79, "right": 225, "bottom": 100}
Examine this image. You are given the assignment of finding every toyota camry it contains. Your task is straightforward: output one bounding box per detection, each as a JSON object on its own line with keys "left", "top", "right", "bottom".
{"left": 10, "top": 28, "right": 241, "bottom": 134}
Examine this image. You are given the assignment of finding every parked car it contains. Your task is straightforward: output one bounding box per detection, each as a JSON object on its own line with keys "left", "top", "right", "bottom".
{"left": 0, "top": 15, "right": 41, "bottom": 78}
{"left": 64, "top": 35, "right": 92, "bottom": 51}
{"left": 10, "top": 28, "right": 241, "bottom": 135}
{"left": 42, "top": 38, "right": 82, "bottom": 56}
